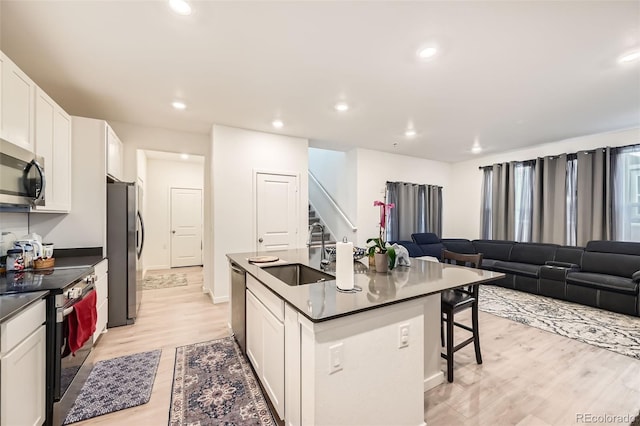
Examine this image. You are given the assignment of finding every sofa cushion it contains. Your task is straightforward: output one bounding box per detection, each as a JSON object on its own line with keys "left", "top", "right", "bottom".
{"left": 566, "top": 272, "right": 638, "bottom": 295}
{"left": 417, "top": 243, "right": 445, "bottom": 259}
{"left": 472, "top": 240, "right": 515, "bottom": 261}
{"left": 554, "top": 246, "right": 584, "bottom": 265}
{"left": 411, "top": 233, "right": 441, "bottom": 245}
{"left": 480, "top": 259, "right": 500, "bottom": 269}
{"left": 586, "top": 240, "right": 640, "bottom": 256}
{"left": 441, "top": 238, "right": 477, "bottom": 254}
{"left": 492, "top": 261, "right": 541, "bottom": 278}
{"left": 509, "top": 243, "right": 558, "bottom": 265}
{"left": 581, "top": 251, "right": 640, "bottom": 278}
{"left": 393, "top": 241, "right": 423, "bottom": 258}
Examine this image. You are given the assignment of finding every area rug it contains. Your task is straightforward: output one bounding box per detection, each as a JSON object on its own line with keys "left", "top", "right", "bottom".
{"left": 169, "top": 336, "right": 275, "bottom": 426}
{"left": 142, "top": 273, "right": 188, "bottom": 290}
{"left": 63, "top": 350, "right": 162, "bottom": 424}
{"left": 479, "top": 285, "right": 640, "bottom": 360}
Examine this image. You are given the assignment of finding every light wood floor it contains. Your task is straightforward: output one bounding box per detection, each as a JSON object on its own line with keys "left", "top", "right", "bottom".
{"left": 77, "top": 266, "right": 230, "bottom": 426}
{"left": 79, "top": 269, "right": 640, "bottom": 426}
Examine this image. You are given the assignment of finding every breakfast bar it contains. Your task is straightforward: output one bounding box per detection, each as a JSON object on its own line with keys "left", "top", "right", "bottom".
{"left": 227, "top": 248, "right": 504, "bottom": 426}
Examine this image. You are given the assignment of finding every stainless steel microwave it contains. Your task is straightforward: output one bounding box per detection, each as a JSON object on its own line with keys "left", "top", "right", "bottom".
{"left": 0, "top": 138, "right": 46, "bottom": 207}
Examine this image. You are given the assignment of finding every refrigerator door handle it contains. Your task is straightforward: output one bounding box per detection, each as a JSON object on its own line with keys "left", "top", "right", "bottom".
{"left": 136, "top": 210, "right": 145, "bottom": 259}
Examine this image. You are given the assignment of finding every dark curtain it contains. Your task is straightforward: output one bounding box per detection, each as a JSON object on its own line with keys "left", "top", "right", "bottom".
{"left": 576, "top": 148, "right": 613, "bottom": 246}
{"left": 490, "top": 163, "right": 514, "bottom": 240}
{"left": 532, "top": 155, "right": 568, "bottom": 245}
{"left": 386, "top": 181, "right": 442, "bottom": 241}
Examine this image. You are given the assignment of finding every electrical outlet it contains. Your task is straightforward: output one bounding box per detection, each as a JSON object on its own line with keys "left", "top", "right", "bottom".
{"left": 329, "top": 343, "right": 344, "bottom": 374}
{"left": 398, "top": 323, "right": 410, "bottom": 348}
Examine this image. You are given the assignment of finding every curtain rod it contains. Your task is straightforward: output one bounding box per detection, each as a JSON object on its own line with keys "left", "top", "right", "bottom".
{"left": 477, "top": 143, "right": 640, "bottom": 170}
{"left": 386, "top": 180, "right": 443, "bottom": 189}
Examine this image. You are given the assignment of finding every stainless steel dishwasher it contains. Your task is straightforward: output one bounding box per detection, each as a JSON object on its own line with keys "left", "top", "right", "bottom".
{"left": 230, "top": 262, "right": 246, "bottom": 353}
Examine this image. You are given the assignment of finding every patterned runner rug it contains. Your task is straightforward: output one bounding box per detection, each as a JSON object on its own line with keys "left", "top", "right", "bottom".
{"left": 479, "top": 285, "right": 640, "bottom": 360}
{"left": 169, "top": 336, "right": 275, "bottom": 426}
{"left": 142, "top": 273, "right": 188, "bottom": 290}
{"left": 64, "top": 350, "right": 161, "bottom": 424}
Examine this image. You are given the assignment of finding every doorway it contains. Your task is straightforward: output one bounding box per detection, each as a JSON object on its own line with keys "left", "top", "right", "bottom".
{"left": 255, "top": 171, "right": 299, "bottom": 251}
{"left": 170, "top": 188, "right": 203, "bottom": 267}
{"left": 137, "top": 149, "right": 205, "bottom": 271}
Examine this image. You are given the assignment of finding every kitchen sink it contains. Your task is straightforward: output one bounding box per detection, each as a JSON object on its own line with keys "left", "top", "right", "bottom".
{"left": 261, "top": 263, "right": 334, "bottom": 286}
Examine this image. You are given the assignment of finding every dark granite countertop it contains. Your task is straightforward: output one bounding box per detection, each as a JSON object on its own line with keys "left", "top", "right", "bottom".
{"left": 227, "top": 248, "right": 504, "bottom": 323}
{"left": 53, "top": 256, "right": 104, "bottom": 269}
{"left": 0, "top": 291, "right": 48, "bottom": 323}
{"left": 53, "top": 247, "right": 104, "bottom": 269}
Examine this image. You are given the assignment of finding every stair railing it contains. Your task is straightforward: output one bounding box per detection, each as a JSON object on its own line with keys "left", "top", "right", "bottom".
{"left": 308, "top": 171, "right": 357, "bottom": 240}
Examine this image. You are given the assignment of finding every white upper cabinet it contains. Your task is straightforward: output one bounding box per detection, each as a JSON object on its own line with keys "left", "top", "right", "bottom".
{"left": 0, "top": 52, "right": 35, "bottom": 151}
{"left": 32, "top": 88, "right": 72, "bottom": 212}
{"left": 106, "top": 124, "right": 123, "bottom": 181}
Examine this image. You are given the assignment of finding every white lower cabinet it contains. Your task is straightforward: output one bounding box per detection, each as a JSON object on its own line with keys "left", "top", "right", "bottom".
{"left": 0, "top": 300, "right": 46, "bottom": 426}
{"left": 93, "top": 259, "right": 109, "bottom": 344}
{"left": 246, "top": 277, "right": 285, "bottom": 420}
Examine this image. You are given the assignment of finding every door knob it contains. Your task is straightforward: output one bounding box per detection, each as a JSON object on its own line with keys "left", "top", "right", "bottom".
{"left": 258, "top": 238, "right": 264, "bottom": 243}
{"left": 172, "top": 230, "right": 176, "bottom": 234}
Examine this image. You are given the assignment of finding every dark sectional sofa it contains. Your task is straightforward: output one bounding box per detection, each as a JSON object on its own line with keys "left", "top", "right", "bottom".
{"left": 395, "top": 233, "right": 640, "bottom": 317}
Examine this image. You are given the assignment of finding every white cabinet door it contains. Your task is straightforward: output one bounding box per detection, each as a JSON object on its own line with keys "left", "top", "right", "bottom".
{"left": 0, "top": 52, "right": 35, "bottom": 151}
{"left": 246, "top": 287, "right": 285, "bottom": 420}
{"left": 33, "top": 88, "right": 72, "bottom": 212}
{"left": 261, "top": 304, "right": 285, "bottom": 419}
{"left": 0, "top": 325, "right": 46, "bottom": 426}
{"left": 106, "top": 125, "right": 123, "bottom": 180}
{"left": 245, "top": 290, "right": 263, "bottom": 373}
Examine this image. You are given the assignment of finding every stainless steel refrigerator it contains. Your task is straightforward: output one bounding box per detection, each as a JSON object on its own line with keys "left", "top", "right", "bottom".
{"left": 107, "top": 181, "right": 145, "bottom": 327}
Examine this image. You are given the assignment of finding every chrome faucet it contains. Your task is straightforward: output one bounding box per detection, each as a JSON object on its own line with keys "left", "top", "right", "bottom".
{"left": 308, "top": 222, "right": 329, "bottom": 267}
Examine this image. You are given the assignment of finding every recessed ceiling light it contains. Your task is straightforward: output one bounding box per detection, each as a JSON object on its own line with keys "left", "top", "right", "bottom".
{"left": 181, "top": 153, "right": 189, "bottom": 160}
{"left": 169, "top": 0, "right": 192, "bottom": 15}
{"left": 272, "top": 119, "right": 284, "bottom": 129}
{"left": 619, "top": 50, "right": 640, "bottom": 64}
{"left": 334, "top": 102, "right": 349, "bottom": 112}
{"left": 172, "top": 101, "right": 186, "bottom": 110}
{"left": 405, "top": 129, "right": 417, "bottom": 138}
{"left": 417, "top": 47, "right": 437, "bottom": 60}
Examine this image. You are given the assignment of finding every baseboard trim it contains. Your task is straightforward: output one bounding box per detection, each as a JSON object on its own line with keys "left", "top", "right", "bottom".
{"left": 213, "top": 295, "right": 229, "bottom": 304}
{"left": 424, "top": 370, "right": 444, "bottom": 392}
{"left": 145, "top": 265, "right": 171, "bottom": 271}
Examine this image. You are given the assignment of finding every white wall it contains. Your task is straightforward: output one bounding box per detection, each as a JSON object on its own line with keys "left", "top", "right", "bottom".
{"left": 212, "top": 125, "right": 309, "bottom": 303}
{"left": 355, "top": 148, "right": 452, "bottom": 247}
{"left": 0, "top": 212, "right": 29, "bottom": 255}
{"left": 308, "top": 147, "right": 358, "bottom": 222}
{"left": 447, "top": 127, "right": 640, "bottom": 239}
{"left": 144, "top": 158, "right": 204, "bottom": 269}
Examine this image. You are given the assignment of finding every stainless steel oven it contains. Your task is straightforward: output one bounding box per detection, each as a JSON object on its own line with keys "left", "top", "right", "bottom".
{"left": 0, "top": 138, "right": 46, "bottom": 207}
{"left": 51, "top": 271, "right": 96, "bottom": 425}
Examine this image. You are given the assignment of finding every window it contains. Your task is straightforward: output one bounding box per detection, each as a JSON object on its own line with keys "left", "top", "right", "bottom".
{"left": 513, "top": 162, "right": 534, "bottom": 242}
{"left": 613, "top": 146, "right": 640, "bottom": 241}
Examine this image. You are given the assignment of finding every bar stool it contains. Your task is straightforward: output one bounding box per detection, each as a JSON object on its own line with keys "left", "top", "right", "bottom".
{"left": 440, "top": 249, "right": 484, "bottom": 382}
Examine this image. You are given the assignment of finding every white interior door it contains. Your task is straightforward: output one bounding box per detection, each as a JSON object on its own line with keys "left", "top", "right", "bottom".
{"left": 256, "top": 172, "right": 298, "bottom": 251}
{"left": 170, "top": 188, "right": 203, "bottom": 267}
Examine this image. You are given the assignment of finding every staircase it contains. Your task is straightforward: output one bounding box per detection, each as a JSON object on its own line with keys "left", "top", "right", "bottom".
{"left": 308, "top": 205, "right": 335, "bottom": 246}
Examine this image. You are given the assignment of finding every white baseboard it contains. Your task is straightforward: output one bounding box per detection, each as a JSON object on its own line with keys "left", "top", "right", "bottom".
{"left": 213, "top": 295, "right": 229, "bottom": 304}
{"left": 424, "top": 370, "right": 445, "bottom": 392}
{"left": 145, "top": 264, "right": 171, "bottom": 271}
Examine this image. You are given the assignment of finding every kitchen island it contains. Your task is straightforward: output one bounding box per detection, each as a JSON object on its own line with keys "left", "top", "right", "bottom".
{"left": 227, "top": 248, "right": 504, "bottom": 426}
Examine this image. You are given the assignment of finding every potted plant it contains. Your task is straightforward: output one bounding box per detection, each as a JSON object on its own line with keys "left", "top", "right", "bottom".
{"left": 367, "top": 200, "right": 396, "bottom": 273}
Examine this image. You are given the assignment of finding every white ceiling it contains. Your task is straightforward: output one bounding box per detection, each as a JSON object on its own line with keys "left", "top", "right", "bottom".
{"left": 144, "top": 149, "right": 204, "bottom": 163}
{"left": 1, "top": 1, "right": 639, "bottom": 162}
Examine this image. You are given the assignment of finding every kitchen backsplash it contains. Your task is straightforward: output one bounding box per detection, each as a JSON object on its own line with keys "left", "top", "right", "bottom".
{"left": 0, "top": 211, "right": 29, "bottom": 255}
